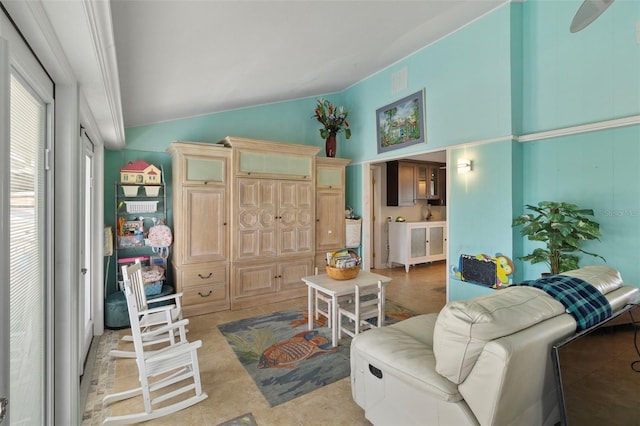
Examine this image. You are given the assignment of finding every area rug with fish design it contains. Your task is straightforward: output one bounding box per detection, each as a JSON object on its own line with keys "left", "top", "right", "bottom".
{"left": 217, "top": 301, "right": 414, "bottom": 407}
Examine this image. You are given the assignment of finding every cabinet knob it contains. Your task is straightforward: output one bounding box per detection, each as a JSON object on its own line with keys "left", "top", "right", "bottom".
{"left": 198, "top": 290, "right": 212, "bottom": 297}
{"left": 223, "top": 222, "right": 227, "bottom": 226}
{"left": 198, "top": 272, "right": 213, "bottom": 279}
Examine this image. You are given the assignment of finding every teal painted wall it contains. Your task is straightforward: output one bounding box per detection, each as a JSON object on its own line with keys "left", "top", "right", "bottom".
{"left": 522, "top": 0, "right": 640, "bottom": 132}
{"left": 123, "top": 96, "right": 334, "bottom": 154}
{"left": 345, "top": 164, "right": 362, "bottom": 217}
{"left": 519, "top": 125, "right": 640, "bottom": 283}
{"left": 341, "top": 3, "right": 513, "bottom": 164}
{"left": 448, "top": 140, "right": 521, "bottom": 282}
{"left": 514, "top": 0, "right": 640, "bottom": 284}
{"left": 105, "top": 0, "right": 640, "bottom": 298}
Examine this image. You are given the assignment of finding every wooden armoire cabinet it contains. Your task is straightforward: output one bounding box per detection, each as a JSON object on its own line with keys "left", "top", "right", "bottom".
{"left": 168, "top": 137, "right": 351, "bottom": 314}
{"left": 218, "top": 136, "right": 321, "bottom": 310}
{"left": 167, "top": 141, "right": 231, "bottom": 317}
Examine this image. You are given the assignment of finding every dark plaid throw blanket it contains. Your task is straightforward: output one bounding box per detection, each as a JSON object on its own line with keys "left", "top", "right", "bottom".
{"left": 517, "top": 275, "right": 612, "bottom": 331}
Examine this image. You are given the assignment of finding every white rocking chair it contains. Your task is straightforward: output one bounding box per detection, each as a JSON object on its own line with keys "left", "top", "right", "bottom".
{"left": 109, "top": 260, "right": 185, "bottom": 358}
{"left": 338, "top": 280, "right": 385, "bottom": 339}
{"left": 102, "top": 263, "right": 207, "bottom": 425}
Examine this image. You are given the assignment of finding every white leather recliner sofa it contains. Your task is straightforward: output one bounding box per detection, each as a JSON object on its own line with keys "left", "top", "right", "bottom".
{"left": 350, "top": 266, "right": 639, "bottom": 426}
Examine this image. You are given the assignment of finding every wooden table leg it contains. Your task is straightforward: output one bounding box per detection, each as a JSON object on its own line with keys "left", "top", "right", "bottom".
{"left": 307, "top": 286, "right": 314, "bottom": 331}
{"left": 332, "top": 294, "right": 339, "bottom": 347}
{"left": 380, "top": 283, "right": 386, "bottom": 327}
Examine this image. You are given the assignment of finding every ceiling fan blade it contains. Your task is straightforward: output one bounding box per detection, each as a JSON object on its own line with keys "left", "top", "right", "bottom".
{"left": 570, "top": 0, "right": 615, "bottom": 33}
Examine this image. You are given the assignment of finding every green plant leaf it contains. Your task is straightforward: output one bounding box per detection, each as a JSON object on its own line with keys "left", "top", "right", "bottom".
{"left": 513, "top": 201, "right": 605, "bottom": 273}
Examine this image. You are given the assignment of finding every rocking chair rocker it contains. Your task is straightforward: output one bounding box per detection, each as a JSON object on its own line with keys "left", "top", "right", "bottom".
{"left": 109, "top": 260, "right": 185, "bottom": 358}
{"left": 102, "top": 263, "right": 207, "bottom": 425}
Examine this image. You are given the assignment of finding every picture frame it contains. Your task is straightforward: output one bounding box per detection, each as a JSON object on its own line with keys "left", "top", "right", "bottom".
{"left": 376, "top": 89, "right": 426, "bottom": 153}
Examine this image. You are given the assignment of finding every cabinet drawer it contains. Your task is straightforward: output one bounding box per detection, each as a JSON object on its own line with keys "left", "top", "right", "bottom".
{"left": 182, "top": 282, "right": 228, "bottom": 306}
{"left": 179, "top": 264, "right": 226, "bottom": 288}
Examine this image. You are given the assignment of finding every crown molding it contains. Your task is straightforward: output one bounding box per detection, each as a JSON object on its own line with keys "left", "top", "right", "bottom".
{"left": 517, "top": 115, "right": 640, "bottom": 143}
{"left": 82, "top": 0, "right": 125, "bottom": 149}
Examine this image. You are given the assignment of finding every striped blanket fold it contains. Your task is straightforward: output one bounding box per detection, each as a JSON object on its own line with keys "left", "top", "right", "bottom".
{"left": 517, "top": 275, "right": 612, "bottom": 331}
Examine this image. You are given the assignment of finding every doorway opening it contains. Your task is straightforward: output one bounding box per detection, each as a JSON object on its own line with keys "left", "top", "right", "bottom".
{"left": 365, "top": 150, "right": 447, "bottom": 271}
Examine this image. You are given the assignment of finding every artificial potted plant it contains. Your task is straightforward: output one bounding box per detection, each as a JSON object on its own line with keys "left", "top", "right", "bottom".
{"left": 313, "top": 98, "right": 351, "bottom": 157}
{"left": 512, "top": 201, "right": 605, "bottom": 275}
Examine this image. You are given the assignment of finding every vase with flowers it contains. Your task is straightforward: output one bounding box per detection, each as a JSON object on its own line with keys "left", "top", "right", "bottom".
{"left": 313, "top": 98, "right": 351, "bottom": 157}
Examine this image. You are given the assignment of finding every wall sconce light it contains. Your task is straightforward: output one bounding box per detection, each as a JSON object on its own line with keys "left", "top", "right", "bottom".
{"left": 457, "top": 159, "right": 472, "bottom": 174}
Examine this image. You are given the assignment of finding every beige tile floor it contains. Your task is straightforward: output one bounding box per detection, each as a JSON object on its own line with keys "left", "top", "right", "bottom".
{"left": 83, "top": 262, "right": 447, "bottom": 425}
{"left": 83, "top": 262, "right": 640, "bottom": 425}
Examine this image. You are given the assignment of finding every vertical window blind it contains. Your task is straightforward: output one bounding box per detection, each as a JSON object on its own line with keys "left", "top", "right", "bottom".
{"left": 9, "top": 71, "right": 46, "bottom": 425}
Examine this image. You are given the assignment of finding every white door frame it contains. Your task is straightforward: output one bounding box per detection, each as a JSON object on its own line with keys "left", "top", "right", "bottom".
{"left": 79, "top": 131, "right": 94, "bottom": 374}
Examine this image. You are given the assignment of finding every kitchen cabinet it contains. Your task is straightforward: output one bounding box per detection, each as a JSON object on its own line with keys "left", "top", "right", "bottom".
{"left": 416, "top": 163, "right": 444, "bottom": 201}
{"left": 387, "top": 160, "right": 445, "bottom": 206}
{"left": 387, "top": 161, "right": 416, "bottom": 206}
{"left": 388, "top": 221, "right": 447, "bottom": 272}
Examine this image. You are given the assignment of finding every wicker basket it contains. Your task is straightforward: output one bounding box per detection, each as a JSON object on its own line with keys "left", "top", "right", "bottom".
{"left": 326, "top": 264, "right": 360, "bottom": 280}
{"left": 326, "top": 248, "right": 361, "bottom": 280}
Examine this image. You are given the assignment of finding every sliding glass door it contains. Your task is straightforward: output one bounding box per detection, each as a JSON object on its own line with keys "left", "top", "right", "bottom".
{"left": 1, "top": 9, "right": 55, "bottom": 424}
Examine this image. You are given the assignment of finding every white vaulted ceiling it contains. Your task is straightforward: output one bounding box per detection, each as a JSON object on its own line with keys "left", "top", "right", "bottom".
{"left": 7, "top": 0, "right": 510, "bottom": 148}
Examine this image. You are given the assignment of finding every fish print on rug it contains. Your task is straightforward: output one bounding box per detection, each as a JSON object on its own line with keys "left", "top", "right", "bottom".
{"left": 218, "top": 301, "right": 414, "bottom": 407}
{"left": 258, "top": 330, "right": 337, "bottom": 369}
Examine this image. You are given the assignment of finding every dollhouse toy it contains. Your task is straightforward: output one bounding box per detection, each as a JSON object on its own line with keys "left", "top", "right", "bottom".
{"left": 120, "top": 160, "right": 161, "bottom": 185}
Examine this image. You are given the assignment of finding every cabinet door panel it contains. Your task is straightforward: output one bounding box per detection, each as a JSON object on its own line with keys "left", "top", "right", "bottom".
{"left": 279, "top": 181, "right": 297, "bottom": 208}
{"left": 237, "top": 179, "right": 277, "bottom": 259}
{"left": 238, "top": 179, "right": 260, "bottom": 208}
{"left": 238, "top": 151, "right": 312, "bottom": 178}
{"left": 428, "top": 226, "right": 445, "bottom": 256}
{"left": 316, "top": 191, "right": 345, "bottom": 250}
{"left": 185, "top": 157, "right": 225, "bottom": 183}
{"left": 278, "top": 181, "right": 313, "bottom": 255}
{"left": 398, "top": 163, "right": 416, "bottom": 206}
{"left": 278, "top": 259, "right": 312, "bottom": 292}
{"left": 280, "top": 227, "right": 298, "bottom": 254}
{"left": 259, "top": 229, "right": 277, "bottom": 257}
{"left": 234, "top": 263, "right": 277, "bottom": 298}
{"left": 297, "top": 182, "right": 313, "bottom": 209}
{"left": 428, "top": 165, "right": 439, "bottom": 199}
{"left": 317, "top": 166, "right": 343, "bottom": 189}
{"left": 296, "top": 227, "right": 313, "bottom": 253}
{"left": 416, "top": 165, "right": 428, "bottom": 200}
{"left": 238, "top": 229, "right": 259, "bottom": 258}
{"left": 184, "top": 187, "right": 226, "bottom": 263}
{"left": 410, "top": 227, "right": 427, "bottom": 258}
